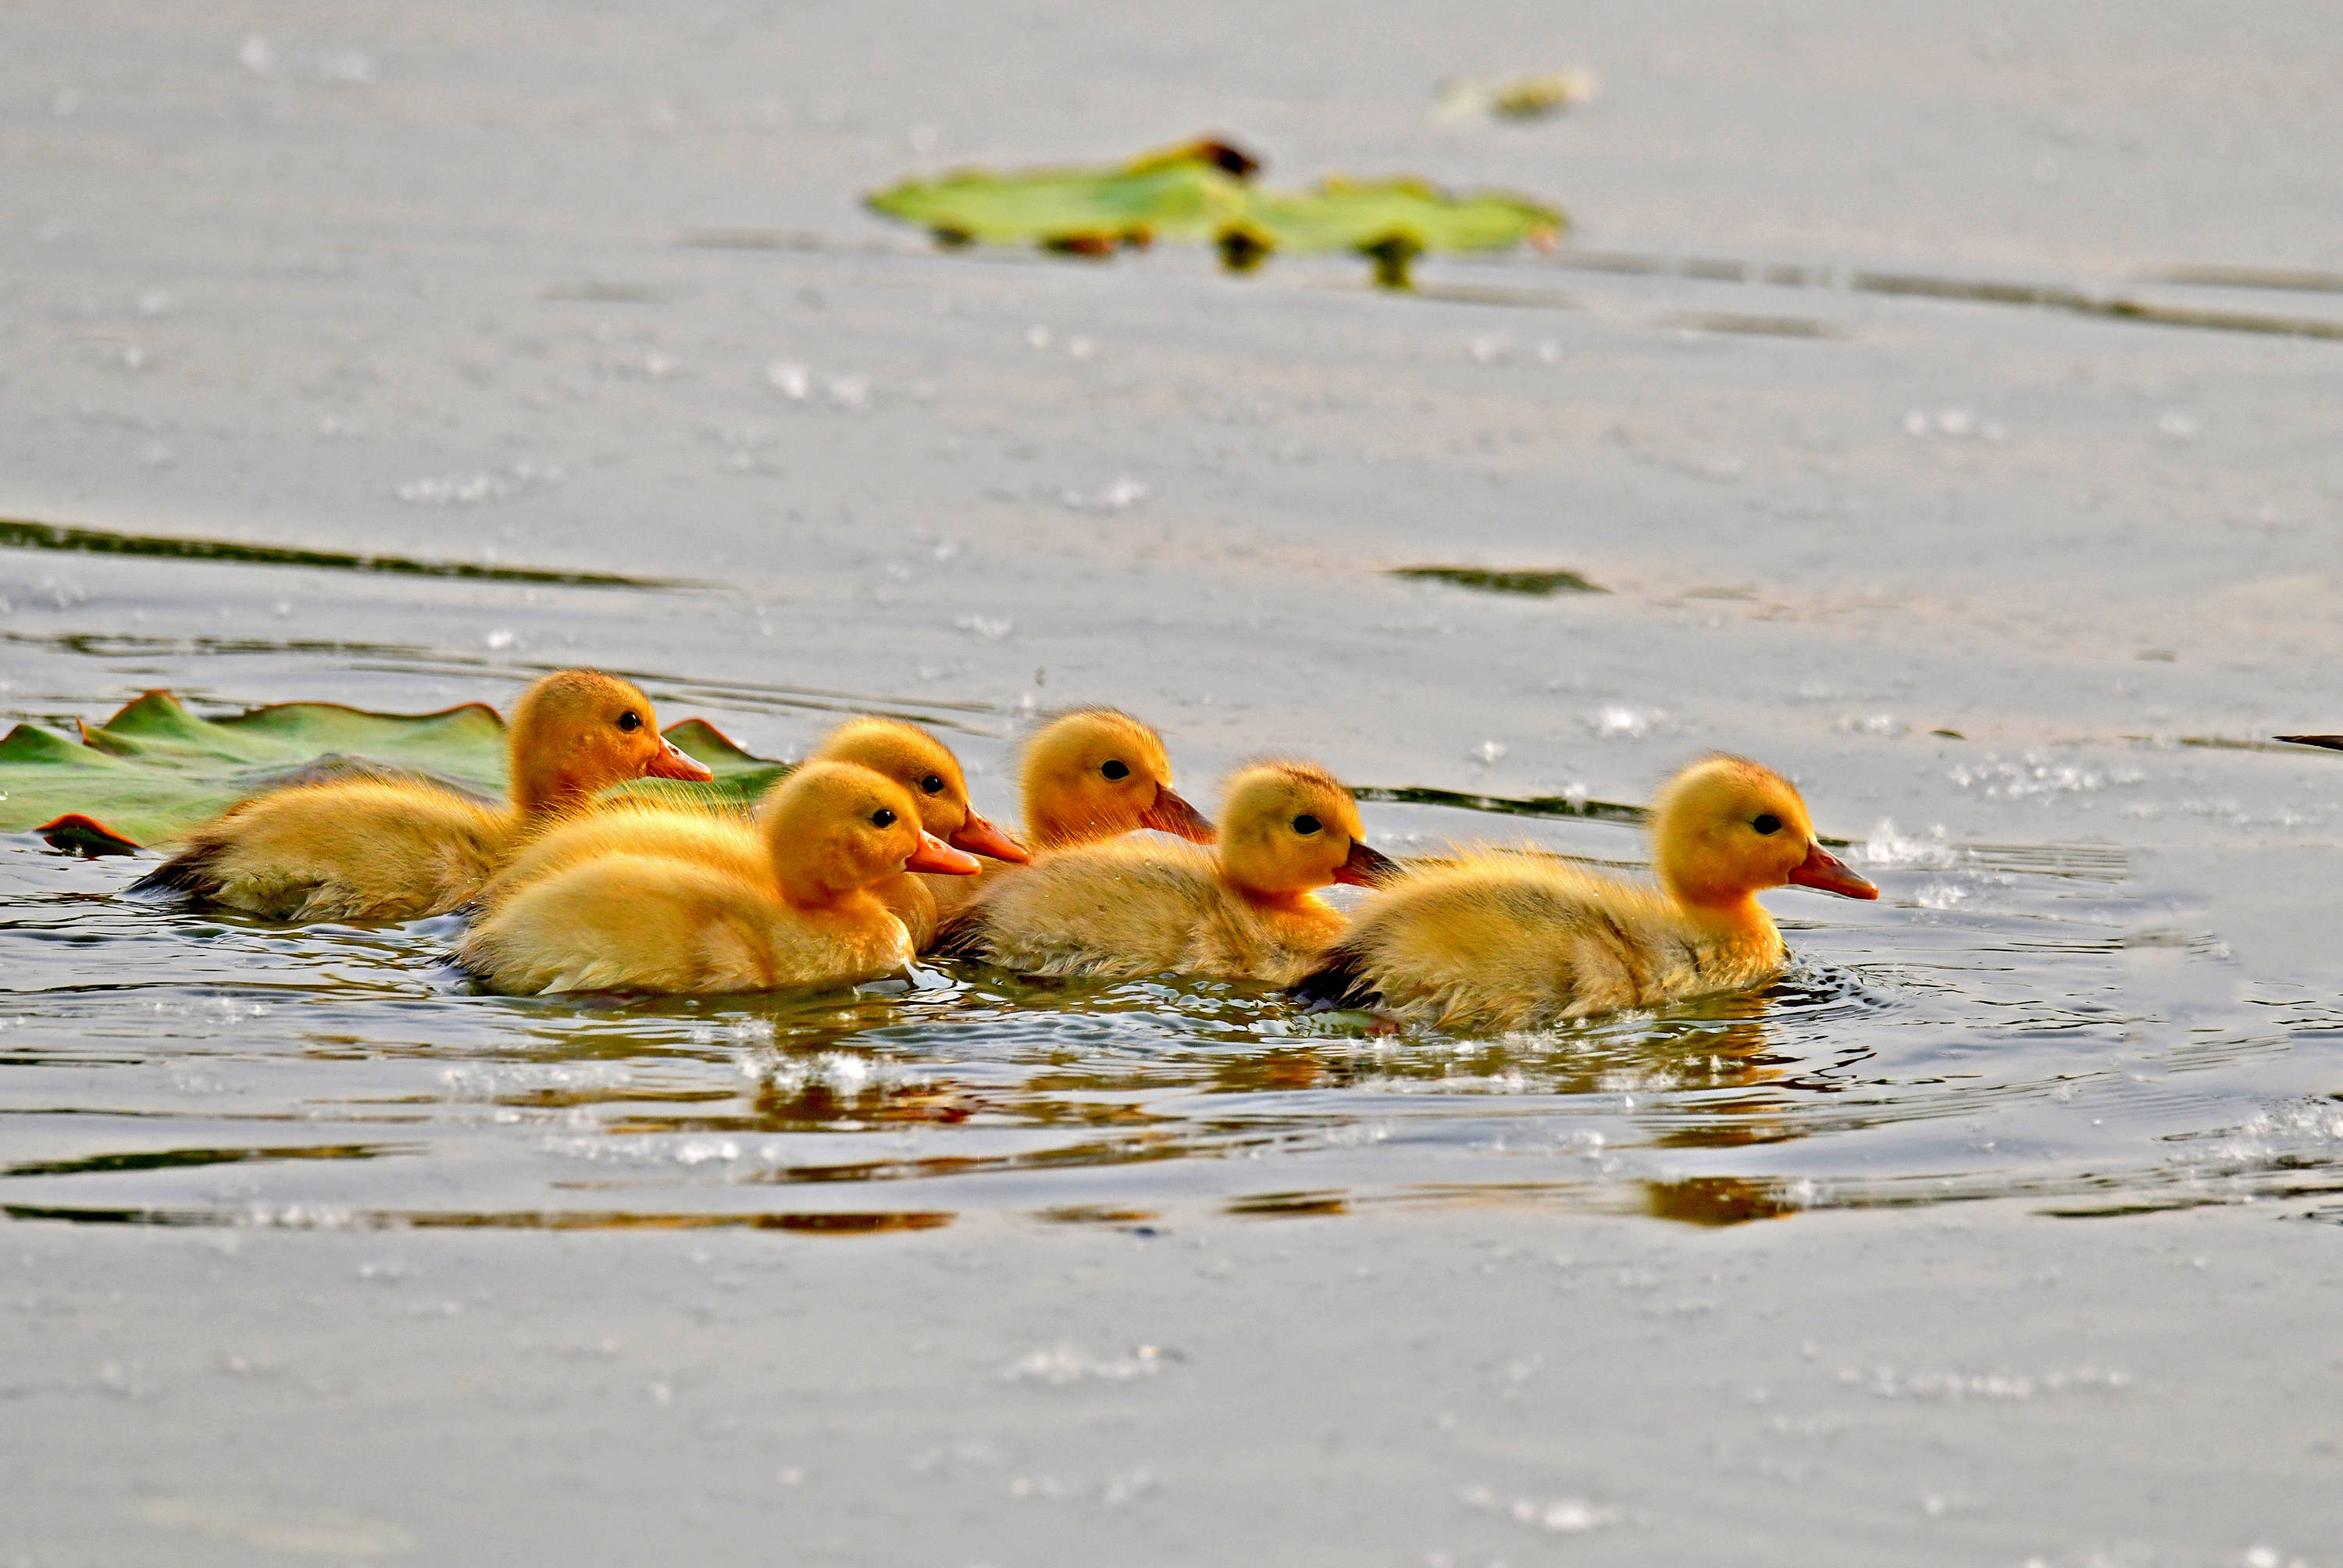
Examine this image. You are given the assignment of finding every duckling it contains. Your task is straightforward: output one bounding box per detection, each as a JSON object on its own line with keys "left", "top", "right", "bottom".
{"left": 474, "top": 716, "right": 1028, "bottom": 950}
{"left": 940, "top": 759, "right": 1393, "bottom": 984}
{"left": 129, "top": 670, "right": 713, "bottom": 923}
{"left": 922, "top": 705, "right": 1215, "bottom": 924}
{"left": 1291, "top": 755, "right": 1878, "bottom": 1032}
{"left": 818, "top": 717, "right": 1027, "bottom": 946}
{"left": 457, "top": 761, "right": 979, "bottom": 996}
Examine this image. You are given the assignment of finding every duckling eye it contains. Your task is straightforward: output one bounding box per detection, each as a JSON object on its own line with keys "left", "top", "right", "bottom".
{"left": 919, "top": 774, "right": 944, "bottom": 795}
{"left": 1752, "top": 813, "right": 1782, "bottom": 836}
{"left": 617, "top": 711, "right": 643, "bottom": 733}
{"left": 1100, "top": 759, "right": 1130, "bottom": 781}
{"left": 1292, "top": 814, "right": 1321, "bottom": 836}
{"left": 871, "top": 807, "right": 896, "bottom": 829}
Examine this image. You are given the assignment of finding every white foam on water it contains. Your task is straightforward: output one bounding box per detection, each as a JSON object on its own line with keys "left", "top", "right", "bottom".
{"left": 1860, "top": 819, "right": 1960, "bottom": 868}
{"left": 1000, "top": 1344, "right": 1172, "bottom": 1384}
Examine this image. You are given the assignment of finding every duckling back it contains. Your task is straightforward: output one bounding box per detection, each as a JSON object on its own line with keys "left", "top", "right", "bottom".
{"left": 458, "top": 853, "right": 912, "bottom": 996}
{"left": 474, "top": 798, "right": 763, "bottom": 912}
{"left": 940, "top": 837, "right": 1346, "bottom": 984}
{"left": 1296, "top": 850, "right": 1787, "bottom": 1033}
{"left": 133, "top": 779, "right": 512, "bottom": 923}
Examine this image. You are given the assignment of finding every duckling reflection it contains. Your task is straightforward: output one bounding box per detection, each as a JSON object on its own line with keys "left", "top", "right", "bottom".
{"left": 1640, "top": 1175, "right": 1801, "bottom": 1225}
{"left": 1207, "top": 994, "right": 1798, "bottom": 1123}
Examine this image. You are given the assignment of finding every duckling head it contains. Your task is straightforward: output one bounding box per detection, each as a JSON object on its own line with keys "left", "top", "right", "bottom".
{"left": 507, "top": 669, "right": 712, "bottom": 816}
{"left": 1648, "top": 755, "right": 1877, "bottom": 911}
{"left": 1018, "top": 707, "right": 1214, "bottom": 849}
{"left": 1216, "top": 761, "right": 1396, "bottom": 900}
{"left": 759, "top": 761, "right": 981, "bottom": 908}
{"left": 813, "top": 717, "right": 1029, "bottom": 864}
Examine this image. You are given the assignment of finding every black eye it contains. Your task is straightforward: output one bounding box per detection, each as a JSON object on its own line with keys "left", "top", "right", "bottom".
{"left": 919, "top": 774, "right": 944, "bottom": 795}
{"left": 1100, "top": 759, "right": 1130, "bottom": 781}
{"left": 871, "top": 807, "right": 896, "bottom": 829}
{"left": 617, "top": 711, "right": 642, "bottom": 733}
{"left": 1753, "top": 814, "right": 1781, "bottom": 836}
{"left": 1292, "top": 814, "right": 1321, "bottom": 835}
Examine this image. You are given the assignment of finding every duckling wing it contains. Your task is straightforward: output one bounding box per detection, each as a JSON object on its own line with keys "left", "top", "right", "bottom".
{"left": 134, "top": 779, "right": 509, "bottom": 922}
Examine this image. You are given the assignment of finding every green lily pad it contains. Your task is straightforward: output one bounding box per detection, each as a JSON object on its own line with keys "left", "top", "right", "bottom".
{"left": 1243, "top": 177, "right": 1563, "bottom": 260}
{"left": 0, "top": 692, "right": 780, "bottom": 853}
{"left": 867, "top": 139, "right": 1255, "bottom": 253}
{"left": 866, "top": 138, "right": 1564, "bottom": 288}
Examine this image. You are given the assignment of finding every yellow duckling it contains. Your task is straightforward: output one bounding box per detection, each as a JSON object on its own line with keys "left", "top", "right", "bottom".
{"left": 130, "top": 670, "right": 712, "bottom": 922}
{"left": 940, "top": 760, "right": 1393, "bottom": 984}
{"left": 922, "top": 705, "right": 1215, "bottom": 924}
{"left": 457, "top": 761, "right": 980, "bottom": 996}
{"left": 473, "top": 716, "right": 1029, "bottom": 950}
{"left": 1291, "top": 754, "right": 1878, "bottom": 1032}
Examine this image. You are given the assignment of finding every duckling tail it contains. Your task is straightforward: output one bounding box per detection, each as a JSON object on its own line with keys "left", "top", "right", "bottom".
{"left": 126, "top": 843, "right": 226, "bottom": 904}
{"left": 929, "top": 902, "right": 995, "bottom": 961}
{"left": 1288, "top": 945, "right": 1382, "bottom": 1012}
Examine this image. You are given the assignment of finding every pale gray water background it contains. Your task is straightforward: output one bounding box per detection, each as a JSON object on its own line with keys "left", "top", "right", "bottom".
{"left": 5, "top": 2, "right": 2343, "bottom": 1563}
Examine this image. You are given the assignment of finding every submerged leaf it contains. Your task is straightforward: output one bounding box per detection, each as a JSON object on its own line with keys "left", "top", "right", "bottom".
{"left": 1433, "top": 71, "right": 1602, "bottom": 123}
{"left": 1390, "top": 565, "right": 1607, "bottom": 595}
{"left": 0, "top": 691, "right": 779, "bottom": 849}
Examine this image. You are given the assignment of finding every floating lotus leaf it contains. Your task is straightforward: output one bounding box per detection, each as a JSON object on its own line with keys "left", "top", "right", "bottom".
{"left": 1243, "top": 178, "right": 1562, "bottom": 255}
{"left": 866, "top": 139, "right": 1564, "bottom": 287}
{"left": 866, "top": 140, "right": 1255, "bottom": 253}
{"left": 0, "top": 691, "right": 779, "bottom": 853}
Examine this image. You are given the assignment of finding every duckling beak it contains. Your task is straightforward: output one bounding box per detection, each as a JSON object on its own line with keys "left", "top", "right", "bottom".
{"left": 1332, "top": 839, "right": 1400, "bottom": 888}
{"left": 904, "top": 832, "right": 982, "bottom": 876}
{"left": 1140, "top": 784, "right": 1216, "bottom": 843}
{"left": 644, "top": 738, "right": 715, "bottom": 782}
{"left": 1786, "top": 842, "right": 1878, "bottom": 900}
{"left": 949, "top": 811, "right": 1032, "bottom": 864}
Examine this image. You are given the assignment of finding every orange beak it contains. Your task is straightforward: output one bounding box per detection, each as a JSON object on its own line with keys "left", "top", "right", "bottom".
{"left": 1139, "top": 784, "right": 1216, "bottom": 843}
{"left": 644, "top": 737, "right": 715, "bottom": 782}
{"left": 904, "top": 832, "right": 982, "bottom": 875}
{"left": 1332, "top": 839, "right": 1399, "bottom": 888}
{"left": 1786, "top": 842, "right": 1878, "bottom": 900}
{"left": 949, "top": 811, "right": 1031, "bottom": 864}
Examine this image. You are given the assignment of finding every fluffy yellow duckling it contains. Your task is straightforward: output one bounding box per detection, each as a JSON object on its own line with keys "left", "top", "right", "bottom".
{"left": 473, "top": 716, "right": 1029, "bottom": 950}
{"left": 939, "top": 760, "right": 1393, "bottom": 984}
{"left": 815, "top": 717, "right": 1027, "bottom": 946}
{"left": 130, "top": 670, "right": 712, "bottom": 922}
{"left": 457, "top": 761, "right": 980, "bottom": 996}
{"left": 1292, "top": 755, "right": 1878, "bottom": 1032}
{"left": 922, "top": 706, "right": 1215, "bottom": 924}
